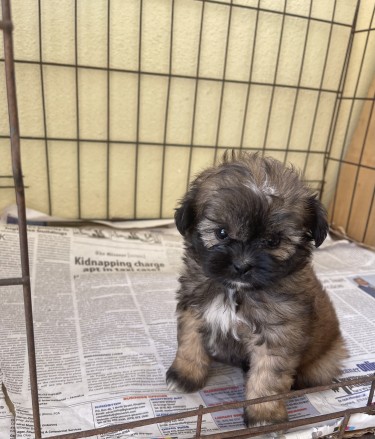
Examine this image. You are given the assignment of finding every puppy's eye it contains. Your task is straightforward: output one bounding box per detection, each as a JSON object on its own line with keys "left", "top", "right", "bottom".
{"left": 215, "top": 228, "right": 229, "bottom": 240}
{"left": 265, "top": 235, "right": 281, "bottom": 248}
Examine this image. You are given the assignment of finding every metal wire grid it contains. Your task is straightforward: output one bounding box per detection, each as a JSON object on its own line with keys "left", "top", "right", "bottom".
{"left": 0, "top": 0, "right": 372, "bottom": 223}
{"left": 326, "top": 1, "right": 375, "bottom": 246}
{"left": 1, "top": 0, "right": 375, "bottom": 438}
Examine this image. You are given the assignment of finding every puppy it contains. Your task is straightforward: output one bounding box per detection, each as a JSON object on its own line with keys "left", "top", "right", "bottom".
{"left": 166, "top": 152, "right": 347, "bottom": 427}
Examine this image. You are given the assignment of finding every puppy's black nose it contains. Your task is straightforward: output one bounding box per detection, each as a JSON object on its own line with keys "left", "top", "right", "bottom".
{"left": 233, "top": 261, "right": 252, "bottom": 275}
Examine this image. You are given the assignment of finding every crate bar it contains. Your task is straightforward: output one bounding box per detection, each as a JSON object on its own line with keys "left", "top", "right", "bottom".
{"left": 345, "top": 93, "right": 375, "bottom": 232}
{"left": 106, "top": 0, "right": 111, "bottom": 219}
{"left": 302, "top": 0, "right": 338, "bottom": 177}
{"left": 363, "top": 189, "right": 375, "bottom": 243}
{"left": 355, "top": 27, "right": 375, "bottom": 33}
{"left": 194, "top": 0, "right": 353, "bottom": 28}
{"left": 0, "top": 18, "right": 12, "bottom": 30}
{"left": 42, "top": 398, "right": 375, "bottom": 439}
{"left": 159, "top": 0, "right": 175, "bottom": 218}
{"left": 134, "top": 0, "right": 143, "bottom": 219}
{"left": 367, "top": 376, "right": 375, "bottom": 406}
{"left": 0, "top": 58, "right": 346, "bottom": 94}
{"left": 1, "top": 0, "right": 42, "bottom": 438}
{"left": 213, "top": 0, "right": 234, "bottom": 164}
{"left": 0, "top": 276, "right": 28, "bottom": 286}
{"left": 262, "top": 0, "right": 287, "bottom": 155}
{"left": 40, "top": 375, "right": 375, "bottom": 439}
{"left": 195, "top": 404, "right": 204, "bottom": 439}
{"left": 38, "top": 0, "right": 52, "bottom": 216}
{"left": 340, "top": 96, "right": 375, "bottom": 101}
{"left": 337, "top": 412, "right": 351, "bottom": 439}
{"left": 239, "top": 0, "right": 260, "bottom": 150}
{"left": 186, "top": 0, "right": 206, "bottom": 187}
{"left": 0, "top": 134, "right": 338, "bottom": 154}
{"left": 199, "top": 406, "right": 375, "bottom": 439}
{"left": 74, "top": 0, "right": 81, "bottom": 219}
{"left": 321, "top": 0, "right": 359, "bottom": 196}
{"left": 283, "top": 0, "right": 313, "bottom": 166}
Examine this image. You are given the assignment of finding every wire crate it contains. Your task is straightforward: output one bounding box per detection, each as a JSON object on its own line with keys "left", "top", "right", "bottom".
{"left": 1, "top": 0, "right": 375, "bottom": 438}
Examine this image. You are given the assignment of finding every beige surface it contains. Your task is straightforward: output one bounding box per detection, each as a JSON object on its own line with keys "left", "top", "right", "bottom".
{"left": 0, "top": 0, "right": 374, "bottom": 219}
{"left": 329, "top": 77, "right": 375, "bottom": 247}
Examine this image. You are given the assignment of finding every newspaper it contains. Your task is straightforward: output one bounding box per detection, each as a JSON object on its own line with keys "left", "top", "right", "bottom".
{"left": 0, "top": 204, "right": 175, "bottom": 229}
{"left": 0, "top": 224, "right": 374, "bottom": 438}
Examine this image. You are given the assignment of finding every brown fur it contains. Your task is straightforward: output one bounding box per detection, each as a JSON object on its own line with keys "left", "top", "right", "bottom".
{"left": 166, "top": 152, "right": 348, "bottom": 426}
{"left": 167, "top": 309, "right": 211, "bottom": 392}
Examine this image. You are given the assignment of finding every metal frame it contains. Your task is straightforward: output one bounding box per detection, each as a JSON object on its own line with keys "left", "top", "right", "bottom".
{"left": 1, "top": 0, "right": 374, "bottom": 219}
{"left": 1, "top": 0, "right": 375, "bottom": 438}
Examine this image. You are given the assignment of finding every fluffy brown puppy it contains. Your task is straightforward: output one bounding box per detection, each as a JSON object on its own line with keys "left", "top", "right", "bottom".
{"left": 166, "top": 152, "right": 347, "bottom": 427}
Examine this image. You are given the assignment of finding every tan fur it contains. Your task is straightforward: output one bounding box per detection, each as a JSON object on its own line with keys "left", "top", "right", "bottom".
{"left": 167, "top": 152, "right": 348, "bottom": 426}
{"left": 295, "top": 335, "right": 348, "bottom": 389}
{"left": 167, "top": 309, "right": 211, "bottom": 392}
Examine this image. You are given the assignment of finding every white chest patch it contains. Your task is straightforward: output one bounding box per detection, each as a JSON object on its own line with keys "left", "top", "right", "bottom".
{"left": 203, "top": 290, "right": 246, "bottom": 344}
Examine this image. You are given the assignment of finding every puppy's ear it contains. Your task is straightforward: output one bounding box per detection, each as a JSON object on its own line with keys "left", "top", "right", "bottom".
{"left": 306, "top": 196, "right": 329, "bottom": 248}
{"left": 175, "top": 192, "right": 196, "bottom": 236}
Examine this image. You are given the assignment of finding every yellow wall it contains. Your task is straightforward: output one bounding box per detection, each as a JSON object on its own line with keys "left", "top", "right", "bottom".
{"left": 1, "top": 0, "right": 374, "bottom": 219}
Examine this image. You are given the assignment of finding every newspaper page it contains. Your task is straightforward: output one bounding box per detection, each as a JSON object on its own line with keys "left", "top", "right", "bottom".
{"left": 0, "top": 204, "right": 175, "bottom": 229}
{"left": 0, "top": 224, "right": 374, "bottom": 438}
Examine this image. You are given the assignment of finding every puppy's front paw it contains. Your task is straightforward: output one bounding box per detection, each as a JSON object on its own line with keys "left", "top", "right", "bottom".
{"left": 166, "top": 365, "right": 206, "bottom": 393}
{"left": 243, "top": 401, "right": 288, "bottom": 428}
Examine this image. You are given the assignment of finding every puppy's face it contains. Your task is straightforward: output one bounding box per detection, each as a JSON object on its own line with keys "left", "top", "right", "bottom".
{"left": 175, "top": 154, "right": 328, "bottom": 289}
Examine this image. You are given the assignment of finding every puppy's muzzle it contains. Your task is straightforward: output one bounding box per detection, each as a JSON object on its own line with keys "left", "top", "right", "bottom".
{"left": 229, "top": 242, "right": 254, "bottom": 278}
{"left": 232, "top": 260, "right": 252, "bottom": 276}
